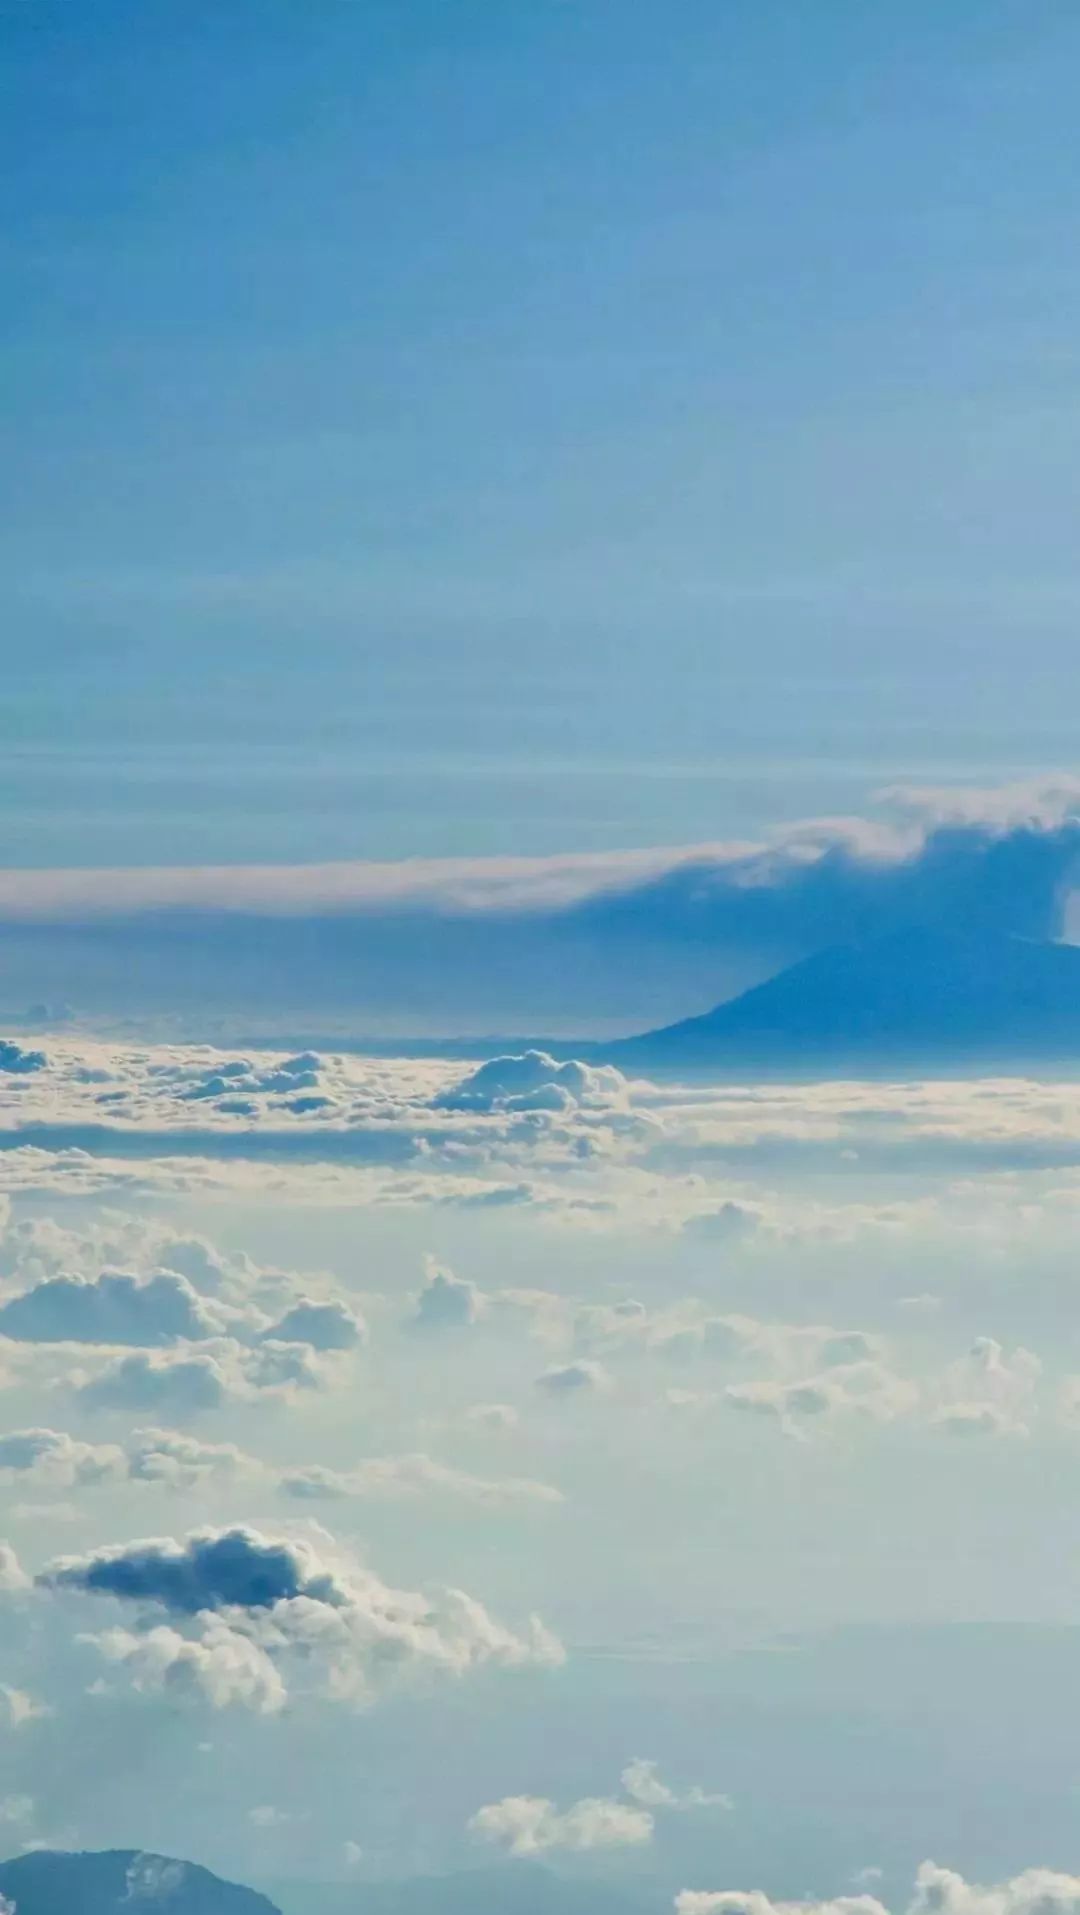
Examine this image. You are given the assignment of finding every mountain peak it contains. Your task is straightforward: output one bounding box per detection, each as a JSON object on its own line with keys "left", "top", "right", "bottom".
{"left": 606, "top": 929, "right": 1080, "bottom": 1072}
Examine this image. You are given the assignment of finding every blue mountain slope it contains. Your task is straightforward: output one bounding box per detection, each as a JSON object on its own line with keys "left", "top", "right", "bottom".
{"left": 0, "top": 1850, "right": 281, "bottom": 1915}
{"left": 606, "top": 929, "right": 1080, "bottom": 1072}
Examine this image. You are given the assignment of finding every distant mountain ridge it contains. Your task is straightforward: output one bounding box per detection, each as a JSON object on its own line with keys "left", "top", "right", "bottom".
{"left": 0, "top": 1850, "right": 281, "bottom": 1915}
{"left": 603, "top": 928, "right": 1080, "bottom": 1072}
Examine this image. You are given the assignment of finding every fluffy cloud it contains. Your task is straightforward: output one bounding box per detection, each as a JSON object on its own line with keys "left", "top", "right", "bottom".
{"left": 621, "top": 1759, "right": 731, "bottom": 1813}
{"left": 78, "top": 1349, "right": 239, "bottom": 1416}
{"left": 413, "top": 1260, "right": 484, "bottom": 1331}
{"left": 0, "top": 1544, "right": 28, "bottom": 1594}
{"left": 0, "top": 1428, "right": 126, "bottom": 1488}
{"left": 76, "top": 1335, "right": 327, "bottom": 1416}
{"left": 470, "top": 1757, "right": 725, "bottom": 1856}
{"left": 675, "top": 1862, "right": 1080, "bottom": 1915}
{"left": 0, "top": 1268, "right": 222, "bottom": 1346}
{"left": 469, "top": 1793, "right": 653, "bottom": 1856}
{"left": 930, "top": 1337, "right": 1040, "bottom": 1437}
{"left": 261, "top": 1297, "right": 366, "bottom": 1350}
{"left": 434, "top": 1052, "right": 627, "bottom": 1115}
{"left": 38, "top": 1524, "right": 563, "bottom": 1713}
{"left": 125, "top": 1428, "right": 257, "bottom": 1489}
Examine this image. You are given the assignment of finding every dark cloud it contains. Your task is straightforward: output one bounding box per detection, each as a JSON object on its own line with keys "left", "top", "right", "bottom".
{"left": 38, "top": 1525, "right": 348, "bottom": 1615}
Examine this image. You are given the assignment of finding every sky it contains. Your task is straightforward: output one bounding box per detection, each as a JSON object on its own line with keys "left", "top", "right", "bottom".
{"left": 7, "top": 8, "right": 1080, "bottom": 1915}
{"left": 5, "top": 1, "right": 1080, "bottom": 870}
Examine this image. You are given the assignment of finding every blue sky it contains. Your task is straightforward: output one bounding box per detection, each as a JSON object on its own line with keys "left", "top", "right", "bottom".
{"left": 5, "top": 0, "right": 1080, "bottom": 867}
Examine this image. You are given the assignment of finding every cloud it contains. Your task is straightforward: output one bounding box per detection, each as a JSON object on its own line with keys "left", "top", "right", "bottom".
{"left": 725, "top": 1361, "right": 917, "bottom": 1436}
{"left": 0, "top": 1686, "right": 48, "bottom": 1728}
{"left": 0, "top": 785, "right": 1078, "bottom": 1025}
{"left": 433, "top": 1052, "right": 627, "bottom": 1115}
{"left": 470, "top": 1756, "right": 726, "bottom": 1856}
{"left": 931, "top": 1338, "right": 1041, "bottom": 1438}
{"left": 261, "top": 1297, "right": 366, "bottom": 1350}
{"left": 469, "top": 1793, "right": 653, "bottom": 1856}
{"left": 0, "top": 1268, "right": 223, "bottom": 1346}
{"left": 0, "top": 1428, "right": 126, "bottom": 1488}
{"left": 41, "top": 1527, "right": 348, "bottom": 1614}
{"left": 278, "top": 1453, "right": 561, "bottom": 1508}
{"left": 413, "top": 1259, "right": 484, "bottom": 1331}
{"left": 675, "top": 1861, "right": 1080, "bottom": 1915}
{"left": 74, "top": 1332, "right": 329, "bottom": 1417}
{"left": 535, "top": 1359, "right": 612, "bottom": 1397}
{"left": 0, "top": 1544, "right": 28, "bottom": 1593}
{"left": 77, "top": 1349, "right": 239, "bottom": 1416}
{"left": 125, "top": 1428, "right": 259, "bottom": 1489}
{"left": 38, "top": 1524, "right": 563, "bottom": 1713}
{"left": 621, "top": 1759, "right": 731, "bottom": 1813}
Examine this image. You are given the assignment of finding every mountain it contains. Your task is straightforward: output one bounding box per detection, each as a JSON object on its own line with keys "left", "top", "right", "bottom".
{"left": 0, "top": 1850, "right": 281, "bottom": 1915}
{"left": 605, "top": 928, "right": 1080, "bottom": 1072}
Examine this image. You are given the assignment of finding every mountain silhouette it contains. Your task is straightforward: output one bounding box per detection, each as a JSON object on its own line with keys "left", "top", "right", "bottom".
{"left": 605, "top": 928, "right": 1080, "bottom": 1072}
{"left": 0, "top": 1850, "right": 281, "bottom": 1915}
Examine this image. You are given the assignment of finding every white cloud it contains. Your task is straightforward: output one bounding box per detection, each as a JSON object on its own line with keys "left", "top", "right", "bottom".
{"left": 38, "top": 1524, "right": 564, "bottom": 1713}
{"left": 470, "top": 1758, "right": 725, "bottom": 1856}
{"left": 433, "top": 1051, "right": 628, "bottom": 1116}
{"left": 278, "top": 1452, "right": 561, "bottom": 1508}
{"left": 675, "top": 1862, "right": 1080, "bottom": 1915}
{"left": 621, "top": 1758, "right": 731, "bottom": 1813}
{"left": 0, "top": 1268, "right": 224, "bottom": 1346}
{"left": 0, "top": 1544, "right": 28, "bottom": 1594}
{"left": 469, "top": 1793, "right": 653, "bottom": 1856}
{"left": 413, "top": 1259, "right": 484, "bottom": 1330}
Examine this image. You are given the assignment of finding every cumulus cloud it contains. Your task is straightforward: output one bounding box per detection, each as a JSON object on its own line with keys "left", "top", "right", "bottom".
{"left": 77, "top": 1349, "right": 238, "bottom": 1417}
{"left": 413, "top": 1259, "right": 484, "bottom": 1331}
{"left": 470, "top": 1756, "right": 725, "bottom": 1857}
{"left": 0, "top": 1544, "right": 28, "bottom": 1593}
{"left": 931, "top": 1337, "right": 1040, "bottom": 1437}
{"left": 675, "top": 1861, "right": 1080, "bottom": 1915}
{"left": 0, "top": 1428, "right": 125, "bottom": 1488}
{"left": 75, "top": 1334, "right": 327, "bottom": 1417}
{"left": 38, "top": 1524, "right": 563, "bottom": 1714}
{"left": 621, "top": 1758, "right": 732, "bottom": 1813}
{"left": 469, "top": 1793, "right": 653, "bottom": 1856}
{"left": 434, "top": 1052, "right": 627, "bottom": 1115}
{"left": 261, "top": 1297, "right": 366, "bottom": 1350}
{"left": 0, "top": 1268, "right": 222, "bottom": 1346}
